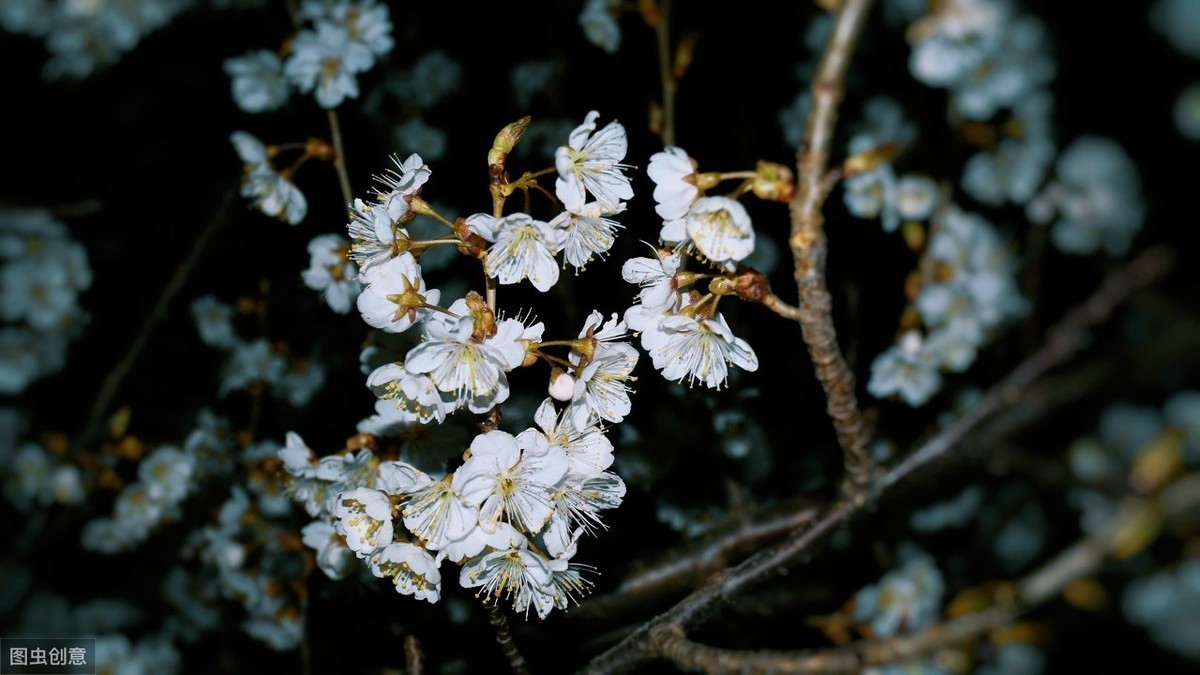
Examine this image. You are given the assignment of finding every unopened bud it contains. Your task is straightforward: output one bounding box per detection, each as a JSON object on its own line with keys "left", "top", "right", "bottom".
{"left": 751, "top": 161, "right": 795, "bottom": 202}
{"left": 465, "top": 291, "right": 497, "bottom": 339}
{"left": 488, "top": 116, "right": 532, "bottom": 169}
{"left": 453, "top": 218, "right": 489, "bottom": 260}
{"left": 732, "top": 269, "right": 770, "bottom": 303}
{"left": 693, "top": 171, "right": 722, "bottom": 192}
{"left": 548, "top": 369, "right": 576, "bottom": 402}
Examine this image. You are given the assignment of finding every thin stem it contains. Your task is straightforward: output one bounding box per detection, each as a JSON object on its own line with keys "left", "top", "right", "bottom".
{"left": 487, "top": 604, "right": 531, "bottom": 675}
{"left": 787, "top": 0, "right": 877, "bottom": 502}
{"left": 761, "top": 292, "right": 804, "bottom": 322}
{"left": 327, "top": 109, "right": 354, "bottom": 215}
{"left": 719, "top": 170, "right": 758, "bottom": 180}
{"left": 655, "top": 0, "right": 676, "bottom": 145}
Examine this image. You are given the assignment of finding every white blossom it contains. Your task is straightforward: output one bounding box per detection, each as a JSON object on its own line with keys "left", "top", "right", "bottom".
{"left": 550, "top": 201, "right": 624, "bottom": 270}
{"left": 332, "top": 487, "right": 394, "bottom": 557}
{"left": 640, "top": 310, "right": 758, "bottom": 389}
{"left": 685, "top": 196, "right": 755, "bottom": 268}
{"left": 303, "top": 234, "right": 361, "bottom": 314}
{"left": 648, "top": 146, "right": 700, "bottom": 221}
{"left": 356, "top": 252, "right": 440, "bottom": 332}
{"left": 467, "top": 213, "right": 561, "bottom": 292}
{"left": 223, "top": 50, "right": 289, "bottom": 114}
{"left": 370, "top": 542, "right": 442, "bottom": 603}
{"left": 453, "top": 430, "right": 568, "bottom": 534}
{"left": 555, "top": 110, "right": 633, "bottom": 212}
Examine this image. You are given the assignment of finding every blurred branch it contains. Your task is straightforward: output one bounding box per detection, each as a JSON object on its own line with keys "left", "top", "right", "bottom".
{"left": 652, "top": 468, "right": 1200, "bottom": 674}
{"left": 74, "top": 189, "right": 234, "bottom": 453}
{"left": 653, "top": 0, "right": 676, "bottom": 146}
{"left": 575, "top": 245, "right": 1174, "bottom": 675}
{"left": 405, "top": 634, "right": 424, "bottom": 675}
{"left": 787, "top": 0, "right": 877, "bottom": 501}
{"left": 882, "top": 246, "right": 1175, "bottom": 490}
{"left": 573, "top": 498, "right": 820, "bottom": 620}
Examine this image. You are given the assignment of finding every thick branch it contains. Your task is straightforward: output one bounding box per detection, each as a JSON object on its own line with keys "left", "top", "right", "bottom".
{"left": 575, "top": 246, "right": 1173, "bottom": 675}
{"left": 788, "top": 0, "right": 877, "bottom": 499}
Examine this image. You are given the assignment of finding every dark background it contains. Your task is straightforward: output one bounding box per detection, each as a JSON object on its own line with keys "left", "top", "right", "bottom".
{"left": 2, "top": 0, "right": 1198, "bottom": 672}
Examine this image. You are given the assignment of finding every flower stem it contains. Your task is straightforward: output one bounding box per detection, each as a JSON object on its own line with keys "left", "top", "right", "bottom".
{"left": 327, "top": 109, "right": 354, "bottom": 216}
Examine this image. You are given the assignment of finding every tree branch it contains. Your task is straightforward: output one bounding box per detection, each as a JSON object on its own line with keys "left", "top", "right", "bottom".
{"left": 651, "top": 466, "right": 1200, "bottom": 674}
{"left": 787, "top": 0, "right": 877, "bottom": 501}
{"left": 572, "top": 497, "right": 820, "bottom": 620}
{"left": 575, "top": 246, "right": 1173, "bottom": 675}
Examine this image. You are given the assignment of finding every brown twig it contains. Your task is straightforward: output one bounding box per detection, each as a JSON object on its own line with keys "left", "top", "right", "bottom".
{"left": 575, "top": 246, "right": 1173, "bottom": 675}
{"left": 488, "top": 604, "right": 532, "bottom": 675}
{"left": 787, "top": 0, "right": 877, "bottom": 502}
{"left": 762, "top": 291, "right": 804, "bottom": 322}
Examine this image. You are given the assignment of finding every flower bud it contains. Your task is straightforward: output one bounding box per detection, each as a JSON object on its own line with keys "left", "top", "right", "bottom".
{"left": 548, "top": 369, "right": 576, "bottom": 402}
{"left": 488, "top": 116, "right": 532, "bottom": 169}
{"left": 751, "top": 161, "right": 795, "bottom": 202}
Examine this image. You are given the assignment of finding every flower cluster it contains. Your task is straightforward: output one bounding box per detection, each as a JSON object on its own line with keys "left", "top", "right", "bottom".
{"left": 1027, "top": 136, "right": 1145, "bottom": 257}
{"left": 2, "top": 437, "right": 86, "bottom": 513}
{"left": 1123, "top": 560, "right": 1200, "bottom": 660}
{"left": 0, "top": 209, "right": 91, "bottom": 395}
{"left": 284, "top": 403, "right": 626, "bottom": 617}
{"left": 224, "top": 0, "right": 394, "bottom": 112}
{"left": 5, "top": 593, "right": 181, "bottom": 672}
{"left": 1066, "top": 392, "right": 1200, "bottom": 537}
{"left": 79, "top": 411, "right": 232, "bottom": 554}
{"left": 302, "top": 233, "right": 361, "bottom": 314}
{"left": 190, "top": 294, "right": 326, "bottom": 407}
{"left": 624, "top": 145, "right": 781, "bottom": 389}
{"left": 854, "top": 547, "right": 945, "bottom": 638}
{"left": 277, "top": 112, "right": 638, "bottom": 618}
{"left": 187, "top": 482, "right": 305, "bottom": 650}
{"left": 0, "top": 0, "right": 189, "bottom": 80}
{"left": 901, "top": 1, "right": 1060, "bottom": 215}
{"left": 230, "top": 131, "right": 309, "bottom": 225}
{"left": 364, "top": 51, "right": 463, "bottom": 161}
{"left": 840, "top": 98, "right": 933, "bottom": 233}
{"left": 868, "top": 207, "right": 1026, "bottom": 406}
